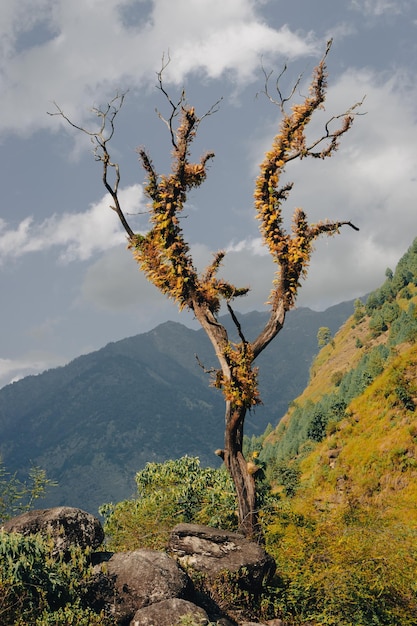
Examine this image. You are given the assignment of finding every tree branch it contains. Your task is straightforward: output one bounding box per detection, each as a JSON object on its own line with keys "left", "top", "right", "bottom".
{"left": 155, "top": 54, "right": 222, "bottom": 151}
{"left": 48, "top": 93, "right": 135, "bottom": 239}
{"left": 227, "top": 302, "right": 247, "bottom": 345}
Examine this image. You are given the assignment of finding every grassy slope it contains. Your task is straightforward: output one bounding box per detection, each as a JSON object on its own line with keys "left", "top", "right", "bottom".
{"left": 298, "top": 340, "right": 417, "bottom": 522}
{"left": 264, "top": 287, "right": 417, "bottom": 518}
{"left": 259, "top": 256, "right": 417, "bottom": 623}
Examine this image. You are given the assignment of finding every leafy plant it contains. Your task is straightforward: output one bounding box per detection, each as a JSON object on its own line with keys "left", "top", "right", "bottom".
{"left": 0, "top": 531, "right": 110, "bottom": 625}
{"left": 100, "top": 456, "right": 239, "bottom": 551}
{"left": 270, "top": 462, "right": 301, "bottom": 497}
{"left": 317, "top": 326, "right": 332, "bottom": 347}
{"left": 353, "top": 298, "right": 366, "bottom": 322}
{"left": 0, "top": 460, "right": 57, "bottom": 524}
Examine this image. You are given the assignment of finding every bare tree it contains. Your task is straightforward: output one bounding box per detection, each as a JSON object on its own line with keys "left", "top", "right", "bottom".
{"left": 51, "top": 41, "right": 362, "bottom": 537}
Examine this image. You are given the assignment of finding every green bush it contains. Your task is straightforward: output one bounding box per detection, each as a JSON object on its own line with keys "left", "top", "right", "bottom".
{"left": 0, "top": 531, "right": 111, "bottom": 625}
{"left": 0, "top": 460, "right": 57, "bottom": 524}
{"left": 389, "top": 304, "right": 417, "bottom": 346}
{"left": 353, "top": 298, "right": 366, "bottom": 322}
{"left": 270, "top": 462, "right": 300, "bottom": 497}
{"left": 33, "top": 601, "right": 112, "bottom": 625}
{"left": 100, "top": 456, "right": 239, "bottom": 551}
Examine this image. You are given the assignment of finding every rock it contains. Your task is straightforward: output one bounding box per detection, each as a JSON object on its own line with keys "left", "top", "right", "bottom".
{"left": 2, "top": 506, "right": 104, "bottom": 556}
{"left": 169, "top": 523, "right": 276, "bottom": 623}
{"left": 241, "top": 621, "right": 286, "bottom": 626}
{"left": 326, "top": 447, "right": 342, "bottom": 469}
{"left": 130, "top": 597, "right": 209, "bottom": 625}
{"left": 93, "top": 549, "right": 189, "bottom": 624}
{"left": 169, "top": 523, "right": 276, "bottom": 591}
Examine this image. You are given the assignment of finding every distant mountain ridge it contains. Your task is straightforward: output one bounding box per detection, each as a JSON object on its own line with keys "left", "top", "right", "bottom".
{"left": 0, "top": 302, "right": 354, "bottom": 514}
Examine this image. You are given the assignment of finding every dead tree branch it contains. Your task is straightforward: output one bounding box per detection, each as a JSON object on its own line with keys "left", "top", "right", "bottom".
{"left": 48, "top": 93, "right": 134, "bottom": 238}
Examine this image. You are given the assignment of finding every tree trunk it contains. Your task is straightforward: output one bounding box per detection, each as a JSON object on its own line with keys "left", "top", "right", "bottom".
{"left": 191, "top": 302, "right": 259, "bottom": 537}
{"left": 223, "top": 403, "right": 258, "bottom": 538}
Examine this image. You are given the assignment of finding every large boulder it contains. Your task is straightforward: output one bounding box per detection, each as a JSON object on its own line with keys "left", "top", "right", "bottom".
{"left": 169, "top": 523, "right": 276, "bottom": 590}
{"left": 241, "top": 622, "right": 287, "bottom": 626}
{"left": 169, "top": 523, "right": 276, "bottom": 623}
{"left": 130, "top": 597, "right": 210, "bottom": 626}
{"left": 92, "top": 549, "right": 190, "bottom": 624}
{"left": 2, "top": 506, "right": 104, "bottom": 556}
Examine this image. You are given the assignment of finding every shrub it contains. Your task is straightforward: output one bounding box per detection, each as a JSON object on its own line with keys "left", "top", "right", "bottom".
{"left": 0, "top": 461, "right": 56, "bottom": 524}
{"left": 330, "top": 370, "right": 344, "bottom": 386}
{"left": 100, "top": 456, "right": 239, "bottom": 551}
{"left": 353, "top": 298, "right": 366, "bottom": 322}
{"left": 271, "top": 462, "right": 301, "bottom": 497}
{"left": 265, "top": 506, "right": 417, "bottom": 625}
{"left": 0, "top": 531, "right": 110, "bottom": 625}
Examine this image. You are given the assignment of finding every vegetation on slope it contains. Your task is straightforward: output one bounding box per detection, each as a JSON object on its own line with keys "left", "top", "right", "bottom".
{"left": 254, "top": 237, "right": 417, "bottom": 624}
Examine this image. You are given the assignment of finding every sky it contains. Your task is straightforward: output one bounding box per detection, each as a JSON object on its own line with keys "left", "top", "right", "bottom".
{"left": 0, "top": 0, "right": 416, "bottom": 388}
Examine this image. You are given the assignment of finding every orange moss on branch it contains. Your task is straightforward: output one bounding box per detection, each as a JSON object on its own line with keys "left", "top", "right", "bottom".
{"left": 130, "top": 105, "right": 248, "bottom": 313}
{"left": 213, "top": 342, "right": 261, "bottom": 408}
{"left": 254, "top": 41, "right": 359, "bottom": 310}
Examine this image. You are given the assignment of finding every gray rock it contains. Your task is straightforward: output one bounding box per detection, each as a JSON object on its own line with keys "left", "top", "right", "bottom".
{"left": 93, "top": 549, "right": 189, "bottom": 623}
{"left": 2, "top": 506, "right": 104, "bottom": 556}
{"left": 239, "top": 619, "right": 290, "bottom": 626}
{"left": 130, "top": 597, "right": 209, "bottom": 625}
{"left": 169, "top": 523, "right": 276, "bottom": 591}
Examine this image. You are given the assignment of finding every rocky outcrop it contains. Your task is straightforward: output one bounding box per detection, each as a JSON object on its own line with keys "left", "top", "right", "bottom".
{"left": 2, "top": 506, "right": 104, "bottom": 556}
{"left": 168, "top": 523, "right": 276, "bottom": 623}
{"left": 169, "top": 523, "right": 276, "bottom": 590}
{"left": 92, "top": 549, "right": 189, "bottom": 624}
{"left": 2, "top": 508, "right": 282, "bottom": 625}
{"left": 130, "top": 597, "right": 210, "bottom": 626}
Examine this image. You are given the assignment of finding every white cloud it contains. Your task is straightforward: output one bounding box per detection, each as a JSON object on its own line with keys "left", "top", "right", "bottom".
{"left": 325, "top": 21, "right": 357, "bottom": 42}
{"left": 0, "top": 0, "right": 317, "bottom": 136}
{"left": 0, "top": 184, "right": 144, "bottom": 264}
{"left": 80, "top": 244, "right": 158, "bottom": 311}
{"left": 0, "top": 352, "right": 63, "bottom": 389}
{"left": 80, "top": 238, "right": 274, "bottom": 317}
{"left": 0, "top": 0, "right": 54, "bottom": 59}
{"left": 226, "top": 237, "right": 268, "bottom": 256}
{"left": 79, "top": 244, "right": 191, "bottom": 333}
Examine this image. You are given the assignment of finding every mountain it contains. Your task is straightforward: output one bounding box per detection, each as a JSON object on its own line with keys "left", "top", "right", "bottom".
{"left": 254, "top": 238, "right": 417, "bottom": 624}
{"left": 0, "top": 302, "right": 354, "bottom": 514}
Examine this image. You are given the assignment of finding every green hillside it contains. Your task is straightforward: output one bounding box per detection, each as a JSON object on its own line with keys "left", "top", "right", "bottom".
{"left": 255, "top": 238, "right": 417, "bottom": 624}
{"left": 0, "top": 303, "right": 353, "bottom": 515}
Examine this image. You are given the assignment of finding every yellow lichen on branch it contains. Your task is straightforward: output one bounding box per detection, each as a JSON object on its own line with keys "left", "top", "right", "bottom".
{"left": 53, "top": 44, "right": 361, "bottom": 539}
{"left": 130, "top": 105, "right": 248, "bottom": 313}
{"left": 213, "top": 342, "right": 261, "bottom": 408}
{"left": 254, "top": 41, "right": 359, "bottom": 310}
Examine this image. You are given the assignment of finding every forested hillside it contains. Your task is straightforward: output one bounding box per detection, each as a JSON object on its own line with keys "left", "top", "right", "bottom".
{"left": 0, "top": 302, "right": 353, "bottom": 514}
{"left": 248, "top": 237, "right": 417, "bottom": 624}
